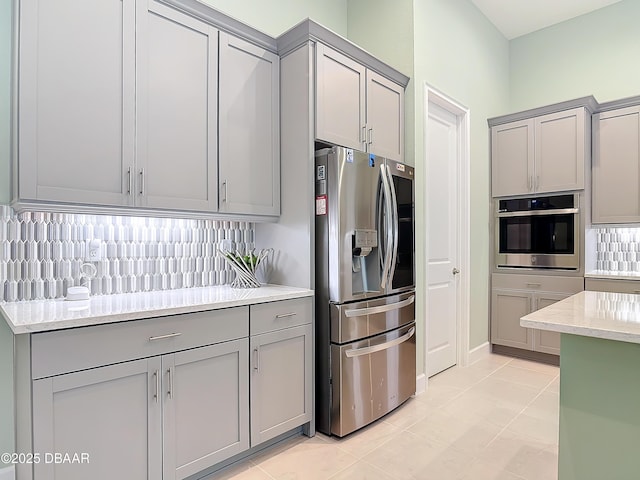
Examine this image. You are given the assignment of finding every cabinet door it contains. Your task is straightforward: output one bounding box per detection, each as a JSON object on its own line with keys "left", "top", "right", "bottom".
{"left": 219, "top": 33, "right": 280, "bottom": 216}
{"left": 163, "top": 339, "right": 249, "bottom": 480}
{"left": 592, "top": 106, "right": 640, "bottom": 223}
{"left": 32, "top": 358, "right": 162, "bottom": 480}
{"left": 535, "top": 107, "right": 586, "bottom": 193}
{"left": 250, "top": 324, "right": 313, "bottom": 446}
{"left": 136, "top": 1, "right": 218, "bottom": 212}
{"left": 491, "top": 119, "right": 534, "bottom": 197}
{"left": 366, "top": 71, "right": 404, "bottom": 161}
{"left": 532, "top": 293, "right": 569, "bottom": 355}
{"left": 18, "top": 0, "right": 134, "bottom": 206}
{"left": 491, "top": 289, "right": 533, "bottom": 350}
{"left": 315, "top": 43, "right": 366, "bottom": 152}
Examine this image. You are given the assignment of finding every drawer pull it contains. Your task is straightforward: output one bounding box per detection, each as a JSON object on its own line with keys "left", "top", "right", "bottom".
{"left": 148, "top": 332, "right": 182, "bottom": 342}
{"left": 633, "top": 290, "right": 640, "bottom": 294}
{"left": 167, "top": 368, "right": 173, "bottom": 399}
{"left": 153, "top": 370, "right": 159, "bottom": 403}
{"left": 526, "top": 283, "right": 542, "bottom": 288}
{"left": 253, "top": 348, "right": 260, "bottom": 371}
{"left": 275, "top": 312, "right": 297, "bottom": 319}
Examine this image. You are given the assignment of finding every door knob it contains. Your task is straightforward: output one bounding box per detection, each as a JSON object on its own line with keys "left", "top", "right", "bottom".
{"left": 452, "top": 267, "right": 460, "bottom": 275}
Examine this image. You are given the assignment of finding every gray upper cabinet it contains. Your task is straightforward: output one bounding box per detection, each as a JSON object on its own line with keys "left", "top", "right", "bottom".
{"left": 315, "top": 43, "right": 404, "bottom": 161}
{"left": 491, "top": 107, "right": 587, "bottom": 197}
{"left": 18, "top": 0, "right": 135, "bottom": 207}
{"left": 491, "top": 119, "right": 534, "bottom": 197}
{"left": 365, "top": 70, "right": 404, "bottom": 161}
{"left": 219, "top": 33, "right": 280, "bottom": 216}
{"left": 136, "top": 0, "right": 218, "bottom": 212}
{"left": 315, "top": 43, "right": 366, "bottom": 152}
{"left": 592, "top": 105, "right": 640, "bottom": 224}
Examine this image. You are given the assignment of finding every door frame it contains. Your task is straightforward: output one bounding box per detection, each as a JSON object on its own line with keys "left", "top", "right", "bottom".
{"left": 422, "top": 84, "right": 471, "bottom": 382}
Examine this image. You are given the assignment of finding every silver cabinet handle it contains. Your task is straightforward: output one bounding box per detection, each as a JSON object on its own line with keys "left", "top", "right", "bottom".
{"left": 345, "top": 326, "right": 415, "bottom": 358}
{"left": 633, "top": 290, "right": 640, "bottom": 294}
{"left": 361, "top": 125, "right": 367, "bottom": 145}
{"left": 253, "top": 348, "right": 259, "bottom": 371}
{"left": 139, "top": 169, "right": 145, "bottom": 195}
{"left": 368, "top": 128, "right": 373, "bottom": 145}
{"left": 127, "top": 167, "right": 132, "bottom": 195}
{"left": 221, "top": 181, "right": 227, "bottom": 203}
{"left": 275, "top": 312, "right": 297, "bottom": 319}
{"left": 153, "top": 370, "right": 159, "bottom": 403}
{"left": 167, "top": 368, "right": 173, "bottom": 399}
{"left": 345, "top": 295, "right": 415, "bottom": 317}
{"left": 148, "top": 332, "right": 182, "bottom": 342}
{"left": 526, "top": 283, "right": 542, "bottom": 288}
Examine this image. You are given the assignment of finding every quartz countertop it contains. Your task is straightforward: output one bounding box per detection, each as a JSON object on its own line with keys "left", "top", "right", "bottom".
{"left": 521, "top": 290, "right": 640, "bottom": 344}
{"left": 585, "top": 270, "right": 640, "bottom": 281}
{"left": 0, "top": 285, "right": 314, "bottom": 334}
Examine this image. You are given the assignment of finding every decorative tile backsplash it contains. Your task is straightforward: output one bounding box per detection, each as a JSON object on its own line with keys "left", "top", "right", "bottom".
{"left": 595, "top": 227, "right": 640, "bottom": 272}
{"left": 0, "top": 205, "right": 254, "bottom": 302}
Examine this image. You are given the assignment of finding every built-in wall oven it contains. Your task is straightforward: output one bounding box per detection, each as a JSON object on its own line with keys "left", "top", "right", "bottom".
{"left": 495, "top": 193, "right": 580, "bottom": 270}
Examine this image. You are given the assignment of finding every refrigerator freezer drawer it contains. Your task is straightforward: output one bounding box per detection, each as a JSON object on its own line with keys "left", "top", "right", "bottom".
{"left": 330, "top": 291, "right": 415, "bottom": 344}
{"left": 330, "top": 322, "right": 416, "bottom": 437}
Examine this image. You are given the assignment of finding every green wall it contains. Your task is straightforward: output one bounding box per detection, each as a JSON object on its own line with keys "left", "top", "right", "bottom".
{"left": 414, "top": 0, "right": 509, "bottom": 355}
{"left": 510, "top": 0, "right": 640, "bottom": 111}
{"left": 200, "top": 0, "right": 348, "bottom": 37}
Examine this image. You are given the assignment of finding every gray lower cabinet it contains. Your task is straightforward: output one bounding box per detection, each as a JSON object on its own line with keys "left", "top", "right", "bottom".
{"left": 218, "top": 32, "right": 280, "bottom": 216}
{"left": 250, "top": 324, "right": 313, "bottom": 445}
{"left": 31, "top": 338, "right": 249, "bottom": 480}
{"left": 592, "top": 105, "right": 640, "bottom": 224}
{"left": 491, "top": 273, "right": 584, "bottom": 356}
{"left": 249, "top": 298, "right": 314, "bottom": 446}
{"left": 585, "top": 277, "right": 640, "bottom": 293}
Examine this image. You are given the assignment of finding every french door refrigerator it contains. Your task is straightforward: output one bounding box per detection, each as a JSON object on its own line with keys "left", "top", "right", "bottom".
{"left": 315, "top": 146, "right": 416, "bottom": 437}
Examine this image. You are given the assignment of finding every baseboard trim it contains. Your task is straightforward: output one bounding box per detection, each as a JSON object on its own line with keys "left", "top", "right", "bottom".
{"left": 468, "top": 342, "right": 490, "bottom": 365}
{"left": 415, "top": 373, "right": 426, "bottom": 395}
{"left": 0, "top": 465, "right": 15, "bottom": 480}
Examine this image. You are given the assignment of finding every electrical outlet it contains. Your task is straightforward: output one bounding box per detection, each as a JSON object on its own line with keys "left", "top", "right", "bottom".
{"left": 85, "top": 239, "right": 103, "bottom": 261}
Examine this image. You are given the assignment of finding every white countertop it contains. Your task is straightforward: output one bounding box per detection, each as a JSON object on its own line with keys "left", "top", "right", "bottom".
{"left": 0, "top": 285, "right": 314, "bottom": 334}
{"left": 585, "top": 270, "right": 640, "bottom": 281}
{"left": 521, "top": 290, "right": 640, "bottom": 344}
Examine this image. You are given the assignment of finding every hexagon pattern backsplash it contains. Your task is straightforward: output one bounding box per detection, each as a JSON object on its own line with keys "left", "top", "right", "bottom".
{"left": 595, "top": 227, "right": 640, "bottom": 273}
{"left": 0, "top": 205, "right": 254, "bottom": 302}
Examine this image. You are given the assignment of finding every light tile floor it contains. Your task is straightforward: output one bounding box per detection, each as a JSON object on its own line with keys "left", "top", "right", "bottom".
{"left": 208, "top": 354, "right": 559, "bottom": 480}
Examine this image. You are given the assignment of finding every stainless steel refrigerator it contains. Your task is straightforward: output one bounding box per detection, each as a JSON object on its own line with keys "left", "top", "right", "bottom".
{"left": 314, "top": 146, "right": 416, "bottom": 437}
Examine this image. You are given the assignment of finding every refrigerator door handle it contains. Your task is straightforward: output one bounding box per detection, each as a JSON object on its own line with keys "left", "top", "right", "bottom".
{"left": 344, "top": 295, "right": 415, "bottom": 317}
{"left": 345, "top": 327, "right": 416, "bottom": 358}
{"left": 386, "top": 165, "right": 399, "bottom": 286}
{"left": 380, "top": 163, "right": 394, "bottom": 289}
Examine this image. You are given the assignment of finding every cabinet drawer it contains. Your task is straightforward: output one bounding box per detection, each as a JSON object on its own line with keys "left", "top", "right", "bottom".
{"left": 585, "top": 278, "right": 640, "bottom": 294}
{"left": 31, "top": 307, "right": 249, "bottom": 379}
{"left": 492, "top": 273, "right": 583, "bottom": 293}
{"left": 250, "top": 298, "right": 312, "bottom": 335}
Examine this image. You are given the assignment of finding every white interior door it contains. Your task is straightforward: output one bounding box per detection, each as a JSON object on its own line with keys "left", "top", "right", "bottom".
{"left": 426, "top": 101, "right": 459, "bottom": 377}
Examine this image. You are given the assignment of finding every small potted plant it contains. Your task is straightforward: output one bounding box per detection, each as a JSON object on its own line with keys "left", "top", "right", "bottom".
{"left": 220, "top": 248, "right": 272, "bottom": 288}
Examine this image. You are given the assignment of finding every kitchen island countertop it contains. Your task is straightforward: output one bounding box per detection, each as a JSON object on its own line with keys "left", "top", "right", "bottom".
{"left": 0, "top": 284, "right": 314, "bottom": 334}
{"left": 521, "top": 290, "right": 640, "bottom": 344}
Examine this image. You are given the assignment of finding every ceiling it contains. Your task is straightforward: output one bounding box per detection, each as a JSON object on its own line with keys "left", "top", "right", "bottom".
{"left": 470, "top": 0, "right": 623, "bottom": 39}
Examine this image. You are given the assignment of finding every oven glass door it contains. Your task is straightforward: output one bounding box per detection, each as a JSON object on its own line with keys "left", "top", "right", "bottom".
{"left": 499, "top": 213, "right": 575, "bottom": 255}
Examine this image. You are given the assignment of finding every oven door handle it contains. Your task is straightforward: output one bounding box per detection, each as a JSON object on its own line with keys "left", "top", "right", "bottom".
{"left": 496, "top": 208, "right": 578, "bottom": 218}
{"left": 345, "top": 326, "right": 415, "bottom": 358}
{"left": 344, "top": 295, "right": 415, "bottom": 317}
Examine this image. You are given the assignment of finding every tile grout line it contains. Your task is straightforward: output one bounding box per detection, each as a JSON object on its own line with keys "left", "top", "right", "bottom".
{"left": 484, "top": 371, "right": 559, "bottom": 449}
